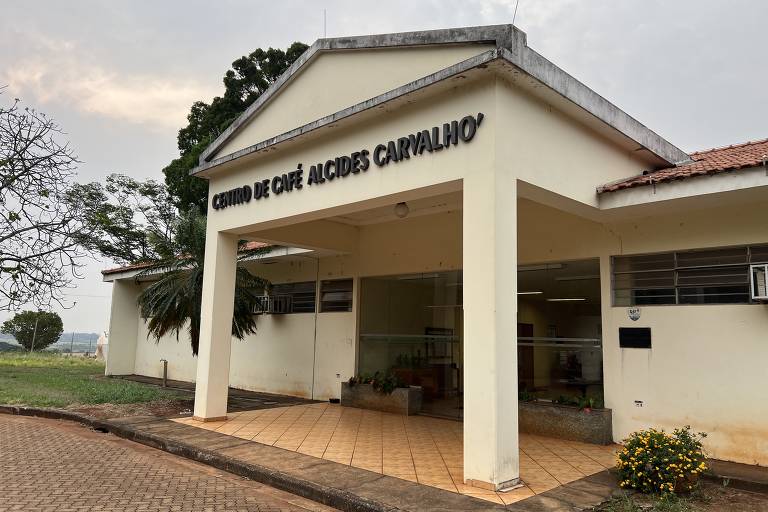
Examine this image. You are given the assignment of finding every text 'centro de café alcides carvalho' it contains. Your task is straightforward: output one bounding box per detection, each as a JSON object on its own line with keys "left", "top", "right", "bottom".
{"left": 210, "top": 113, "right": 484, "bottom": 211}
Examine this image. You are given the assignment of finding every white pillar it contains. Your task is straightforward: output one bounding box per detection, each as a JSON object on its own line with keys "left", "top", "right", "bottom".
{"left": 462, "top": 174, "right": 519, "bottom": 490}
{"left": 193, "top": 230, "right": 238, "bottom": 421}
{"left": 104, "top": 279, "right": 140, "bottom": 376}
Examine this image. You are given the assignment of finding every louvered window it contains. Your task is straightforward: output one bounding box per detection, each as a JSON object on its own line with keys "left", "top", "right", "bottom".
{"left": 320, "top": 279, "right": 353, "bottom": 312}
{"left": 613, "top": 244, "right": 768, "bottom": 306}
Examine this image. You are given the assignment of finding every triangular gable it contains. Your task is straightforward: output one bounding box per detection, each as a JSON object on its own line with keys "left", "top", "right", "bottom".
{"left": 201, "top": 25, "right": 521, "bottom": 163}
{"left": 213, "top": 44, "right": 494, "bottom": 159}
{"left": 196, "top": 25, "right": 689, "bottom": 176}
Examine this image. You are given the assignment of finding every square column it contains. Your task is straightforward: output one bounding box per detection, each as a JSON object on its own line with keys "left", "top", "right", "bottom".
{"left": 462, "top": 174, "right": 519, "bottom": 490}
{"left": 193, "top": 230, "right": 239, "bottom": 421}
{"left": 104, "top": 279, "right": 140, "bottom": 376}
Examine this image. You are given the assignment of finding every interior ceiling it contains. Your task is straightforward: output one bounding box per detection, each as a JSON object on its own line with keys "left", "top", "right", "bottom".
{"left": 518, "top": 259, "right": 602, "bottom": 304}
{"left": 328, "top": 191, "right": 462, "bottom": 225}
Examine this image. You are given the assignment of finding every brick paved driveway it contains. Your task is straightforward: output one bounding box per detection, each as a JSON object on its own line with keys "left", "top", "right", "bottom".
{"left": 0, "top": 415, "right": 337, "bottom": 512}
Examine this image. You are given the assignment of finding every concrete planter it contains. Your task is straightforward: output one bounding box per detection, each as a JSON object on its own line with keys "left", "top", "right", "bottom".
{"left": 519, "top": 401, "right": 613, "bottom": 445}
{"left": 340, "top": 382, "right": 422, "bottom": 415}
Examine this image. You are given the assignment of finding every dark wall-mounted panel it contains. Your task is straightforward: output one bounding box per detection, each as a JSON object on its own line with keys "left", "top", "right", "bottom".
{"left": 619, "top": 327, "right": 652, "bottom": 349}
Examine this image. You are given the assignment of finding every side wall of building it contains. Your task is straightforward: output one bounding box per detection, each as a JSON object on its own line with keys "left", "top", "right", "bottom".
{"left": 519, "top": 198, "right": 768, "bottom": 466}
{"left": 601, "top": 200, "right": 768, "bottom": 466}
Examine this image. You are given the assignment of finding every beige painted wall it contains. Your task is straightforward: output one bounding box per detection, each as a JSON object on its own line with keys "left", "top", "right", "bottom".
{"left": 601, "top": 200, "right": 768, "bottom": 465}
{"left": 496, "top": 78, "right": 651, "bottom": 208}
{"left": 217, "top": 45, "right": 493, "bottom": 157}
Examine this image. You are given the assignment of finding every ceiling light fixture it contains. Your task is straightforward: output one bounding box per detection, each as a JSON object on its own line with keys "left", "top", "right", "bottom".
{"left": 554, "top": 275, "right": 600, "bottom": 282}
{"left": 518, "top": 263, "right": 564, "bottom": 272}
{"left": 394, "top": 202, "right": 410, "bottom": 218}
{"left": 546, "top": 298, "right": 587, "bottom": 302}
{"left": 518, "top": 291, "right": 544, "bottom": 295}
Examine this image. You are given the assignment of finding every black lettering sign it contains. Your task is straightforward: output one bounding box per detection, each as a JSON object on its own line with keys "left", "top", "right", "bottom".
{"left": 211, "top": 113, "right": 484, "bottom": 211}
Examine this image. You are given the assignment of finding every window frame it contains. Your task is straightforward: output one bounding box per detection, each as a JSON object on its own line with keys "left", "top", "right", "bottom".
{"left": 611, "top": 244, "right": 768, "bottom": 307}
{"left": 319, "top": 278, "right": 354, "bottom": 313}
{"left": 254, "top": 280, "right": 317, "bottom": 315}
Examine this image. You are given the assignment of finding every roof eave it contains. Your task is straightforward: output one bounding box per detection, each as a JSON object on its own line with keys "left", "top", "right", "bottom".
{"left": 191, "top": 40, "right": 689, "bottom": 178}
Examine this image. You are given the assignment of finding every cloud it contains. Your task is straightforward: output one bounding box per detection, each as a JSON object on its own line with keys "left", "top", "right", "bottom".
{"left": 1, "top": 34, "right": 217, "bottom": 129}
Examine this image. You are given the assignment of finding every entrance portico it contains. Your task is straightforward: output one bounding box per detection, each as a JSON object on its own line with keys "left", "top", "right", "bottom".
{"left": 186, "top": 25, "right": 688, "bottom": 490}
{"left": 193, "top": 178, "right": 524, "bottom": 488}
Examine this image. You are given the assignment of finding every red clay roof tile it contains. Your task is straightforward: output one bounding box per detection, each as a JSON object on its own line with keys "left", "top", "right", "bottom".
{"left": 598, "top": 138, "right": 768, "bottom": 193}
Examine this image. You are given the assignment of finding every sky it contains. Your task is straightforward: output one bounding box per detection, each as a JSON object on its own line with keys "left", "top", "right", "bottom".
{"left": 1, "top": 0, "right": 766, "bottom": 333}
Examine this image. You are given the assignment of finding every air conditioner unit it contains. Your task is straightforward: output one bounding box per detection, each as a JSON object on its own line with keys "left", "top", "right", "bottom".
{"left": 251, "top": 296, "right": 270, "bottom": 315}
{"left": 268, "top": 295, "right": 292, "bottom": 314}
{"left": 750, "top": 264, "right": 768, "bottom": 302}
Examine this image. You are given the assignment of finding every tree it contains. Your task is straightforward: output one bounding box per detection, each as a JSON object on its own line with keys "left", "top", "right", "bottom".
{"left": 164, "top": 42, "right": 309, "bottom": 213}
{"left": 0, "top": 95, "right": 88, "bottom": 310}
{"left": 136, "top": 208, "right": 268, "bottom": 355}
{"left": 72, "top": 174, "right": 176, "bottom": 265}
{"left": 1, "top": 310, "right": 63, "bottom": 351}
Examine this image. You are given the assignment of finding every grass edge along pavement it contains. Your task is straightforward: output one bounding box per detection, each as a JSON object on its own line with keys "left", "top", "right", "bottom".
{"left": 0, "top": 352, "right": 182, "bottom": 408}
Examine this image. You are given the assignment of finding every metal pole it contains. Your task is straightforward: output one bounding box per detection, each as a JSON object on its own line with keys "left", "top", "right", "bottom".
{"left": 70, "top": 332, "right": 74, "bottom": 356}
{"left": 30, "top": 316, "right": 39, "bottom": 353}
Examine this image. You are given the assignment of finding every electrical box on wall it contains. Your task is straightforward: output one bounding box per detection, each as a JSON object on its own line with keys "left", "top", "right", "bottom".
{"left": 619, "top": 327, "right": 652, "bottom": 349}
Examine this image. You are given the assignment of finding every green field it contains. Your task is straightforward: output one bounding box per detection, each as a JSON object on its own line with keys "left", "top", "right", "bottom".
{"left": 0, "top": 352, "right": 180, "bottom": 407}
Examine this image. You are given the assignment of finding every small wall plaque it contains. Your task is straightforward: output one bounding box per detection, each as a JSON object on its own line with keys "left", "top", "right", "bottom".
{"left": 627, "top": 307, "right": 641, "bottom": 321}
{"left": 619, "top": 327, "right": 652, "bottom": 349}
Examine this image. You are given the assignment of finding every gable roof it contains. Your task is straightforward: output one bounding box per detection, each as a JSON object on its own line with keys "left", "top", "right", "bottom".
{"left": 598, "top": 138, "right": 768, "bottom": 193}
{"left": 194, "top": 24, "right": 689, "bottom": 177}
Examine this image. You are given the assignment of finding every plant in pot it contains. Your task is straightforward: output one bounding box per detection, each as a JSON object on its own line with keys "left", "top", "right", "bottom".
{"left": 348, "top": 371, "right": 406, "bottom": 394}
{"left": 552, "top": 395, "right": 604, "bottom": 413}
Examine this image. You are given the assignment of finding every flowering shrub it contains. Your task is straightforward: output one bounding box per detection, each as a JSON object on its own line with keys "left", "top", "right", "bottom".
{"left": 617, "top": 426, "right": 708, "bottom": 494}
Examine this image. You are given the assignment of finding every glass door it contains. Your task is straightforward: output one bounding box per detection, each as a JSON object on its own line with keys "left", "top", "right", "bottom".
{"left": 358, "top": 271, "right": 463, "bottom": 420}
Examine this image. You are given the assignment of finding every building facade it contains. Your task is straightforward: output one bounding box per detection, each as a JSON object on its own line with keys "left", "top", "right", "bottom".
{"left": 103, "top": 25, "right": 768, "bottom": 490}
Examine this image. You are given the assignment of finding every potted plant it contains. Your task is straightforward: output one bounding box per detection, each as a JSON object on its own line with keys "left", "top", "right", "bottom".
{"left": 341, "top": 372, "right": 423, "bottom": 415}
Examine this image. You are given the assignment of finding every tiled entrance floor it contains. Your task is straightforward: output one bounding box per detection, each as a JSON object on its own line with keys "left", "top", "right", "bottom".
{"left": 174, "top": 403, "right": 619, "bottom": 505}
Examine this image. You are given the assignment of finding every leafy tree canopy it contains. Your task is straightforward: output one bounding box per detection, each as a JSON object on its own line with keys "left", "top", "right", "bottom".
{"left": 1, "top": 310, "right": 63, "bottom": 351}
{"left": 73, "top": 174, "right": 176, "bottom": 266}
{"left": 165, "top": 42, "right": 308, "bottom": 213}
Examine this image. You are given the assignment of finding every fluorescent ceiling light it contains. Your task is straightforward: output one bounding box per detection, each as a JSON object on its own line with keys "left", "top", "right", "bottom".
{"left": 397, "top": 273, "right": 439, "bottom": 280}
{"left": 518, "top": 291, "right": 543, "bottom": 295}
{"left": 546, "top": 298, "right": 587, "bottom": 302}
{"left": 518, "top": 263, "right": 564, "bottom": 272}
{"left": 554, "top": 275, "right": 600, "bottom": 282}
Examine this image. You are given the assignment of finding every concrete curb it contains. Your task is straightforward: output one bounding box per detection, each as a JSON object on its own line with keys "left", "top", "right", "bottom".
{"left": 0, "top": 406, "right": 398, "bottom": 512}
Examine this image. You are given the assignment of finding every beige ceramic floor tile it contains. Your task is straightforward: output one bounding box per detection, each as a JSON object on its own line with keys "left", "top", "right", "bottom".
{"left": 179, "top": 403, "right": 621, "bottom": 505}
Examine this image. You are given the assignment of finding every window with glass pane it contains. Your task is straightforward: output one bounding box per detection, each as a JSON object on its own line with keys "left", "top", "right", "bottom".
{"left": 613, "top": 254, "right": 675, "bottom": 306}
{"left": 320, "top": 279, "right": 353, "bottom": 312}
{"left": 613, "top": 244, "right": 768, "bottom": 306}
{"left": 270, "top": 281, "right": 316, "bottom": 313}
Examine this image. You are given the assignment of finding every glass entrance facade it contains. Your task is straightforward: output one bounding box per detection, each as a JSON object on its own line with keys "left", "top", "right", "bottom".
{"left": 359, "top": 271, "right": 463, "bottom": 419}
{"left": 357, "top": 260, "right": 604, "bottom": 419}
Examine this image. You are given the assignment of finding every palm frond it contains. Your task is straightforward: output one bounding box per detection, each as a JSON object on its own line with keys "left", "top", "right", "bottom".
{"left": 136, "top": 208, "right": 269, "bottom": 356}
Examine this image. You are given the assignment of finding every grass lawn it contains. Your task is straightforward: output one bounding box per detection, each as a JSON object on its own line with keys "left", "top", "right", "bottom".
{"left": 0, "top": 351, "right": 182, "bottom": 408}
